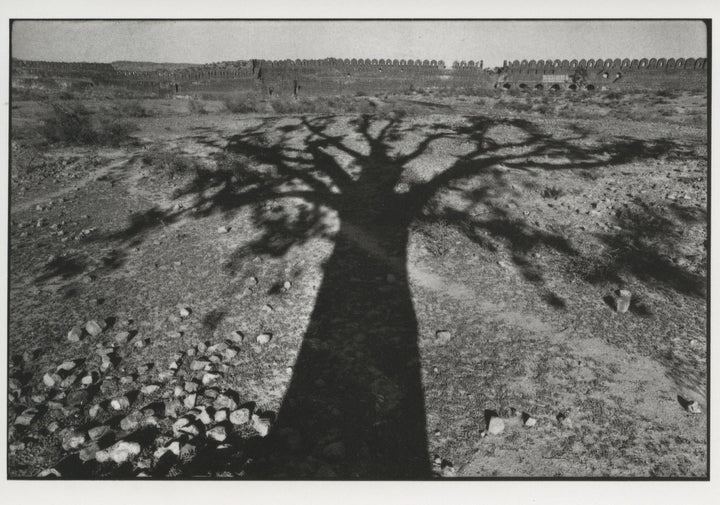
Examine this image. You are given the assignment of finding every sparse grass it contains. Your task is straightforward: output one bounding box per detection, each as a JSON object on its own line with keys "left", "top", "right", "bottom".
{"left": 116, "top": 100, "right": 151, "bottom": 117}
{"left": 140, "top": 148, "right": 203, "bottom": 178}
{"left": 188, "top": 99, "right": 208, "bottom": 115}
{"left": 223, "top": 94, "right": 264, "bottom": 113}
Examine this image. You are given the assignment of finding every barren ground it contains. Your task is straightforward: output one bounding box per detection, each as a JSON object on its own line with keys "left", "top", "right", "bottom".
{"left": 8, "top": 88, "right": 708, "bottom": 478}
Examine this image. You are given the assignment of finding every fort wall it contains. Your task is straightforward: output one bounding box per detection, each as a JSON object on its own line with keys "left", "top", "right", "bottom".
{"left": 11, "top": 56, "right": 708, "bottom": 96}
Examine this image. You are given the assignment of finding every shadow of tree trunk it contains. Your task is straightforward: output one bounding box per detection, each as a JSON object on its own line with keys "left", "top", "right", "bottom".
{"left": 250, "top": 194, "right": 430, "bottom": 478}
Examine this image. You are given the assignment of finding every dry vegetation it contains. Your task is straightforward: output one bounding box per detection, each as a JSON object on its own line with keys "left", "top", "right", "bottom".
{"left": 8, "top": 83, "right": 707, "bottom": 478}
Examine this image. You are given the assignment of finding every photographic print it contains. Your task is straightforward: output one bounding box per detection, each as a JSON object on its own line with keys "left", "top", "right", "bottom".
{"left": 6, "top": 18, "right": 709, "bottom": 481}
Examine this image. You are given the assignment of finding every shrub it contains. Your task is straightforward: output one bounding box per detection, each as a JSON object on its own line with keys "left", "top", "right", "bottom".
{"left": 117, "top": 100, "right": 150, "bottom": 117}
{"left": 188, "top": 99, "right": 208, "bottom": 115}
{"left": 224, "top": 95, "right": 263, "bottom": 113}
{"left": 41, "top": 102, "right": 137, "bottom": 146}
{"left": 541, "top": 186, "right": 564, "bottom": 199}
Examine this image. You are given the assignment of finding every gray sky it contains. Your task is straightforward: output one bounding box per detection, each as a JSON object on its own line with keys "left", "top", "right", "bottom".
{"left": 11, "top": 20, "right": 708, "bottom": 68}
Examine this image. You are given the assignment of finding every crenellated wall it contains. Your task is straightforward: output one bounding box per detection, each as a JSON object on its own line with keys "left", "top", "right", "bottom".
{"left": 11, "top": 55, "right": 708, "bottom": 96}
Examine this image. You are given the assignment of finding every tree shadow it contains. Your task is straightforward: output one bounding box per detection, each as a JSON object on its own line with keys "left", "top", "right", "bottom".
{"left": 99, "top": 112, "right": 702, "bottom": 478}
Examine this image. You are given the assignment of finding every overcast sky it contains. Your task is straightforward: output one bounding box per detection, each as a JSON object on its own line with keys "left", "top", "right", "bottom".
{"left": 11, "top": 20, "right": 708, "bottom": 68}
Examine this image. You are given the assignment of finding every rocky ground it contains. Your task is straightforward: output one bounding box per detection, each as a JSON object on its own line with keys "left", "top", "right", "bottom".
{"left": 7, "top": 88, "right": 708, "bottom": 478}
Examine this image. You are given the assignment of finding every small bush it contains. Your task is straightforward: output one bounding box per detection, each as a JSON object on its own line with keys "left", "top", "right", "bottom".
{"left": 41, "top": 103, "right": 137, "bottom": 146}
{"left": 117, "top": 100, "right": 150, "bottom": 117}
{"left": 188, "top": 99, "right": 208, "bottom": 115}
{"left": 541, "top": 186, "right": 564, "bottom": 199}
{"left": 141, "top": 149, "right": 202, "bottom": 178}
{"left": 224, "top": 95, "right": 262, "bottom": 113}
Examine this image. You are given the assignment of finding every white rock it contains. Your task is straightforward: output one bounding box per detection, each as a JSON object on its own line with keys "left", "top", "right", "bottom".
{"left": 202, "top": 373, "right": 220, "bottom": 386}
{"left": 256, "top": 333, "right": 272, "bottom": 345}
{"left": 191, "top": 359, "right": 211, "bottom": 371}
{"left": 115, "top": 331, "right": 131, "bottom": 344}
{"left": 183, "top": 393, "right": 197, "bottom": 409}
{"left": 61, "top": 429, "right": 86, "bottom": 451}
{"left": 179, "top": 307, "right": 191, "bottom": 318}
{"left": 88, "top": 425, "right": 110, "bottom": 441}
{"left": 56, "top": 360, "right": 77, "bottom": 372}
{"left": 43, "top": 373, "right": 58, "bottom": 388}
{"left": 207, "top": 426, "right": 227, "bottom": 442}
{"left": 488, "top": 417, "right": 505, "bottom": 435}
{"left": 67, "top": 327, "right": 83, "bottom": 342}
{"left": 85, "top": 320, "right": 106, "bottom": 337}
{"left": 95, "top": 441, "right": 141, "bottom": 464}
{"left": 110, "top": 396, "right": 130, "bottom": 411}
{"left": 15, "top": 408, "right": 38, "bottom": 426}
{"left": 141, "top": 384, "right": 160, "bottom": 395}
{"left": 88, "top": 404, "right": 102, "bottom": 419}
{"left": 229, "top": 331, "right": 244, "bottom": 343}
{"left": 229, "top": 408, "right": 250, "bottom": 425}
{"left": 524, "top": 417, "right": 537, "bottom": 428}
{"left": 37, "top": 469, "right": 62, "bottom": 478}
{"left": 214, "top": 409, "right": 228, "bottom": 423}
{"left": 251, "top": 414, "right": 272, "bottom": 437}
{"left": 687, "top": 401, "right": 702, "bottom": 414}
{"left": 217, "top": 226, "right": 230, "bottom": 233}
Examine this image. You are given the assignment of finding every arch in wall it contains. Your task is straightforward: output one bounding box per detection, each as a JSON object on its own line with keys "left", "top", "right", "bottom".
{"left": 550, "top": 84, "right": 561, "bottom": 91}
{"left": 554, "top": 59, "right": 562, "bottom": 68}
{"left": 342, "top": 58, "right": 349, "bottom": 65}
{"left": 520, "top": 59, "right": 528, "bottom": 68}
{"left": 621, "top": 58, "right": 630, "bottom": 68}
{"left": 685, "top": 57, "right": 695, "bottom": 68}
{"left": 657, "top": 58, "right": 666, "bottom": 68}
{"left": 629, "top": 59, "right": 639, "bottom": 68}
{"left": 371, "top": 59, "right": 378, "bottom": 65}
{"left": 400, "top": 59, "right": 406, "bottom": 66}
{"left": 392, "top": 59, "right": 399, "bottom": 66}
{"left": 438, "top": 60, "right": 445, "bottom": 68}
{"left": 350, "top": 58, "right": 357, "bottom": 65}
{"left": 695, "top": 58, "right": 706, "bottom": 69}
{"left": 604, "top": 59, "right": 613, "bottom": 68}
{"left": 579, "top": 59, "right": 587, "bottom": 68}
{"left": 639, "top": 58, "right": 648, "bottom": 68}
{"left": 666, "top": 58, "right": 676, "bottom": 69}
{"left": 423, "top": 59, "right": 430, "bottom": 66}
{"left": 535, "top": 83, "right": 543, "bottom": 90}
{"left": 468, "top": 61, "right": 475, "bottom": 67}
{"left": 648, "top": 58, "right": 657, "bottom": 69}
{"left": 511, "top": 60, "right": 520, "bottom": 67}
{"left": 528, "top": 60, "right": 537, "bottom": 68}
{"left": 378, "top": 59, "right": 385, "bottom": 65}
{"left": 570, "top": 59, "right": 578, "bottom": 68}
{"left": 559, "top": 59, "right": 569, "bottom": 68}
{"left": 409, "top": 59, "right": 416, "bottom": 66}
{"left": 431, "top": 59, "right": 437, "bottom": 66}
{"left": 675, "top": 58, "right": 685, "bottom": 68}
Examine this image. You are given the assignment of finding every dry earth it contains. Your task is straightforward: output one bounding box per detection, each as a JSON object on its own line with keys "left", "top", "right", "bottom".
{"left": 7, "top": 89, "right": 707, "bottom": 478}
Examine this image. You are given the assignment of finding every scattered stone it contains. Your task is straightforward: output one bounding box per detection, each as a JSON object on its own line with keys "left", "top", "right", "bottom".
{"left": 222, "top": 348, "right": 238, "bottom": 361}
{"left": 262, "top": 304, "right": 274, "bottom": 313}
{"left": 120, "top": 411, "right": 143, "bottom": 431}
{"left": 167, "top": 331, "right": 183, "bottom": 339}
{"left": 14, "top": 408, "right": 38, "bottom": 426}
{"left": 229, "top": 408, "right": 250, "bottom": 425}
{"left": 88, "top": 404, "right": 102, "bottom": 419}
{"left": 283, "top": 281, "right": 292, "bottom": 290}
{"left": 256, "top": 333, "right": 272, "bottom": 345}
{"left": 85, "top": 320, "right": 107, "bottom": 337}
{"left": 488, "top": 416, "right": 505, "bottom": 435}
{"left": 110, "top": 396, "right": 130, "bottom": 411}
{"left": 47, "top": 421, "right": 60, "bottom": 433}
{"left": 217, "top": 226, "right": 230, "bottom": 234}
{"left": 191, "top": 359, "right": 211, "bottom": 371}
{"left": 88, "top": 425, "right": 111, "bottom": 441}
{"left": 120, "top": 375, "right": 135, "bottom": 385}
{"left": 229, "top": 331, "right": 244, "bottom": 344}
{"left": 687, "top": 401, "right": 702, "bottom": 414}
{"left": 141, "top": 384, "right": 160, "bottom": 395}
{"left": 67, "top": 327, "right": 83, "bottom": 342}
{"left": 523, "top": 416, "right": 537, "bottom": 428}
{"left": 214, "top": 409, "right": 228, "bottom": 423}
{"left": 207, "top": 342, "right": 228, "bottom": 354}
{"left": 193, "top": 406, "right": 213, "bottom": 425}
{"left": 95, "top": 440, "right": 141, "bottom": 464}
{"left": 616, "top": 290, "right": 632, "bottom": 314}
{"left": 207, "top": 426, "right": 227, "bottom": 442}
{"left": 179, "top": 307, "right": 191, "bottom": 318}
{"left": 60, "top": 373, "right": 79, "bottom": 389}
{"left": 56, "top": 360, "right": 77, "bottom": 372}
{"left": 179, "top": 442, "right": 198, "bottom": 463}
{"left": 80, "top": 372, "right": 98, "bottom": 387}
{"left": 183, "top": 394, "right": 197, "bottom": 409}
{"left": 43, "top": 373, "right": 59, "bottom": 388}
{"left": 142, "top": 415, "right": 159, "bottom": 427}
{"left": 114, "top": 331, "right": 131, "bottom": 344}
{"left": 79, "top": 443, "right": 101, "bottom": 462}
{"left": 251, "top": 414, "right": 272, "bottom": 437}
{"left": 435, "top": 330, "right": 452, "bottom": 343}
{"left": 202, "top": 373, "right": 220, "bottom": 386}
{"left": 61, "top": 429, "right": 86, "bottom": 451}
{"left": 172, "top": 417, "right": 192, "bottom": 437}
{"left": 184, "top": 381, "right": 199, "bottom": 393}
{"left": 37, "top": 469, "right": 62, "bottom": 478}
{"left": 213, "top": 394, "right": 237, "bottom": 411}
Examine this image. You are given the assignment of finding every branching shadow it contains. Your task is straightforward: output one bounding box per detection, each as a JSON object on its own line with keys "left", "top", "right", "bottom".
{"left": 99, "top": 111, "right": 702, "bottom": 478}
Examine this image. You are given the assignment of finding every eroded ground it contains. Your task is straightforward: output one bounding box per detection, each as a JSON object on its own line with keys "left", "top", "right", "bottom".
{"left": 8, "top": 89, "right": 707, "bottom": 478}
